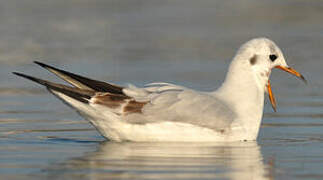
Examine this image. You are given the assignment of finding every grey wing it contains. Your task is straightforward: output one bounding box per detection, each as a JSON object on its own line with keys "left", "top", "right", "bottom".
{"left": 123, "top": 83, "right": 236, "bottom": 131}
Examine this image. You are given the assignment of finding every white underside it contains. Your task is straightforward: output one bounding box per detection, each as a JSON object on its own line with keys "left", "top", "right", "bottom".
{"left": 94, "top": 120, "right": 252, "bottom": 142}
{"left": 52, "top": 88, "right": 255, "bottom": 142}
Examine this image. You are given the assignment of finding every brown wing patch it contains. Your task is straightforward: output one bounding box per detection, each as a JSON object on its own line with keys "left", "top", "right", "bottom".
{"left": 123, "top": 100, "right": 147, "bottom": 114}
{"left": 92, "top": 93, "right": 148, "bottom": 115}
{"left": 92, "top": 93, "right": 129, "bottom": 109}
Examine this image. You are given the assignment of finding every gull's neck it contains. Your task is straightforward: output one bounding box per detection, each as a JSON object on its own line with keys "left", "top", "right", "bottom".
{"left": 212, "top": 58, "right": 265, "bottom": 139}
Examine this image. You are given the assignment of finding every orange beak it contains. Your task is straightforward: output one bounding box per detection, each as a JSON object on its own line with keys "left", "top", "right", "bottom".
{"left": 267, "top": 65, "right": 306, "bottom": 112}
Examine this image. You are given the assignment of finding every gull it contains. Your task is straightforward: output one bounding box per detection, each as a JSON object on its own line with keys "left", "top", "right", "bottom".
{"left": 13, "top": 38, "right": 306, "bottom": 142}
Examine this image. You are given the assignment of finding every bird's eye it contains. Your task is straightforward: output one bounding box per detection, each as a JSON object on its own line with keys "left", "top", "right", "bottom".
{"left": 269, "top": 54, "right": 277, "bottom": 62}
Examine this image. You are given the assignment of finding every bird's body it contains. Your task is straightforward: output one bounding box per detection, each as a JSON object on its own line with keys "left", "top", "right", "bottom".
{"left": 14, "top": 38, "right": 306, "bottom": 142}
{"left": 55, "top": 83, "right": 245, "bottom": 142}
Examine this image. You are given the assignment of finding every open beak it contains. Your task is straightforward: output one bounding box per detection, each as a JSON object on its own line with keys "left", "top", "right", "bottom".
{"left": 267, "top": 65, "right": 306, "bottom": 112}
{"left": 267, "top": 80, "right": 277, "bottom": 112}
{"left": 275, "top": 65, "right": 307, "bottom": 84}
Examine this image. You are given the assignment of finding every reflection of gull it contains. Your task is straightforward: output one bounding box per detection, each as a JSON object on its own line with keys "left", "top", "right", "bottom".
{"left": 45, "top": 142, "right": 270, "bottom": 180}
{"left": 13, "top": 38, "right": 306, "bottom": 142}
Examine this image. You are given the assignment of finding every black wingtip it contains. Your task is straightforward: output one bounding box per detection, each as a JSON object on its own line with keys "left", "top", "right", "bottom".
{"left": 34, "top": 60, "right": 44, "bottom": 66}
{"left": 12, "top": 72, "right": 47, "bottom": 86}
{"left": 12, "top": 71, "right": 21, "bottom": 76}
{"left": 33, "top": 61, "right": 124, "bottom": 94}
{"left": 34, "top": 61, "right": 53, "bottom": 69}
{"left": 13, "top": 71, "right": 92, "bottom": 104}
{"left": 12, "top": 72, "right": 35, "bottom": 80}
{"left": 13, "top": 71, "right": 32, "bottom": 79}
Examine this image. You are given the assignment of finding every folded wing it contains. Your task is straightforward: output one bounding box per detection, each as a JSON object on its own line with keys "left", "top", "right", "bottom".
{"left": 14, "top": 62, "right": 236, "bottom": 132}
{"left": 119, "top": 83, "right": 237, "bottom": 131}
{"left": 13, "top": 62, "right": 146, "bottom": 115}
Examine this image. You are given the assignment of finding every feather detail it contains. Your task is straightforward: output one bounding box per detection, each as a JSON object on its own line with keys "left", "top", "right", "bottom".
{"left": 34, "top": 61, "right": 124, "bottom": 94}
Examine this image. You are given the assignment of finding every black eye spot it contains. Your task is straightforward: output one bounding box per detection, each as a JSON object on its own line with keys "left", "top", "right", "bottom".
{"left": 250, "top": 55, "right": 257, "bottom": 65}
{"left": 269, "top": 54, "right": 277, "bottom": 62}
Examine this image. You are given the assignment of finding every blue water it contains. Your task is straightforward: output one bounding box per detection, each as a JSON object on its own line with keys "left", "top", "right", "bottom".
{"left": 1, "top": 0, "right": 323, "bottom": 179}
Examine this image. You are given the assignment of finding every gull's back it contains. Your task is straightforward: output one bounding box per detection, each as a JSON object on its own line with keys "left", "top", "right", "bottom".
{"left": 14, "top": 62, "right": 240, "bottom": 142}
{"left": 119, "top": 83, "right": 236, "bottom": 131}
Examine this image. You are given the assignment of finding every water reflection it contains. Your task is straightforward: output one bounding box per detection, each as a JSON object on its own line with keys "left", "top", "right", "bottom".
{"left": 44, "top": 141, "right": 269, "bottom": 180}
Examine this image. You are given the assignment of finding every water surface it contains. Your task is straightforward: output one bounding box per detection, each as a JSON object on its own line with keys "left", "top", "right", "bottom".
{"left": 1, "top": 0, "right": 323, "bottom": 179}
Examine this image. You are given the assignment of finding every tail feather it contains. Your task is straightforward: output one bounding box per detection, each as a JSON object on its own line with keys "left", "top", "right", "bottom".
{"left": 13, "top": 72, "right": 94, "bottom": 104}
{"left": 33, "top": 61, "right": 124, "bottom": 94}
